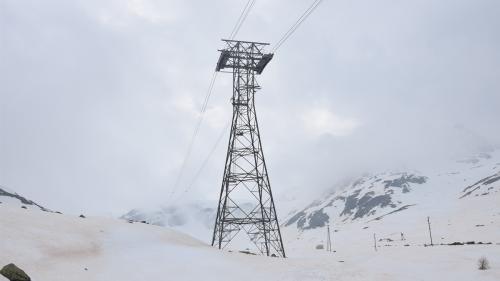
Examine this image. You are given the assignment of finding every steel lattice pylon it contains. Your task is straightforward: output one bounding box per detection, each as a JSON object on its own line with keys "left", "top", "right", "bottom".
{"left": 211, "top": 39, "right": 285, "bottom": 257}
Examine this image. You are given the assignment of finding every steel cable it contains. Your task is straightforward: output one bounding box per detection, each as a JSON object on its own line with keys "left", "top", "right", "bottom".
{"left": 272, "top": 0, "right": 323, "bottom": 52}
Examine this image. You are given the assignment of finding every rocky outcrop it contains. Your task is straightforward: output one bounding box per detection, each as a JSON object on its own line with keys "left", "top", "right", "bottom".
{"left": 284, "top": 172, "right": 427, "bottom": 230}
{"left": 0, "top": 186, "right": 51, "bottom": 212}
{"left": 460, "top": 172, "right": 500, "bottom": 198}
{"left": 0, "top": 264, "right": 31, "bottom": 281}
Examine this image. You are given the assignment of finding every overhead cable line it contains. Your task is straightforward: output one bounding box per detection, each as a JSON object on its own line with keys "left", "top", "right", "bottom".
{"left": 175, "top": 121, "right": 231, "bottom": 202}
{"left": 229, "top": 0, "right": 256, "bottom": 40}
{"left": 170, "top": 72, "right": 218, "bottom": 198}
{"left": 170, "top": 0, "right": 256, "bottom": 200}
{"left": 271, "top": 0, "right": 324, "bottom": 52}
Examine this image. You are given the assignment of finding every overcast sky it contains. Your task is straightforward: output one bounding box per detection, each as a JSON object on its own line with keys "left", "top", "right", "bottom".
{"left": 1, "top": 0, "right": 499, "bottom": 216}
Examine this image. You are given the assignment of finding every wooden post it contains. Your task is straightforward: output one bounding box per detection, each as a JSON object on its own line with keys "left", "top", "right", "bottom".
{"left": 326, "top": 224, "right": 332, "bottom": 252}
{"left": 427, "top": 216, "right": 433, "bottom": 246}
{"left": 373, "top": 233, "right": 377, "bottom": 251}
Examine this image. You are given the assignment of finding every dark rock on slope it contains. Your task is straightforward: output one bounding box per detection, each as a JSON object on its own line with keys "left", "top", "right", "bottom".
{"left": 460, "top": 171, "right": 500, "bottom": 198}
{"left": 0, "top": 186, "right": 51, "bottom": 212}
{"left": 0, "top": 263, "right": 31, "bottom": 281}
{"left": 285, "top": 172, "right": 427, "bottom": 230}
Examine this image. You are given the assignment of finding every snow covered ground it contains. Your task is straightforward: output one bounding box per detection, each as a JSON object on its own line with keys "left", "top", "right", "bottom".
{"left": 1, "top": 201, "right": 499, "bottom": 281}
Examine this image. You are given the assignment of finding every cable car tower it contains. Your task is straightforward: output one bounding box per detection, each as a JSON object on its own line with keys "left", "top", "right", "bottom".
{"left": 211, "top": 39, "right": 286, "bottom": 257}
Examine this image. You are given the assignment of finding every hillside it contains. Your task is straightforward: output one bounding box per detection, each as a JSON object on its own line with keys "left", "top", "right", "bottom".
{"left": 1, "top": 200, "right": 499, "bottom": 280}
{"left": 0, "top": 185, "right": 51, "bottom": 212}
{"left": 0, "top": 203, "right": 295, "bottom": 281}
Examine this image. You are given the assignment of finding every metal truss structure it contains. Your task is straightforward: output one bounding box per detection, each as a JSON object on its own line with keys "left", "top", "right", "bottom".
{"left": 211, "top": 39, "right": 286, "bottom": 257}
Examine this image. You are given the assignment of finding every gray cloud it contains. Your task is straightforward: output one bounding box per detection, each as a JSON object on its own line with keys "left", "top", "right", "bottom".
{"left": 1, "top": 0, "right": 499, "bottom": 215}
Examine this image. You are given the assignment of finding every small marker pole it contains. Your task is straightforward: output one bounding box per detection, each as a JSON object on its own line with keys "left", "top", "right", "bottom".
{"left": 427, "top": 216, "right": 434, "bottom": 246}
{"left": 326, "top": 224, "right": 332, "bottom": 252}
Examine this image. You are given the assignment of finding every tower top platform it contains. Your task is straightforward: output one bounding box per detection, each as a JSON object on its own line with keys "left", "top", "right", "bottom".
{"left": 215, "top": 39, "right": 273, "bottom": 74}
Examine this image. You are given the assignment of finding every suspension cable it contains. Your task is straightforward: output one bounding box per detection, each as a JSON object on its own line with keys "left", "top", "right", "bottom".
{"left": 170, "top": 72, "right": 218, "bottom": 198}
{"left": 229, "top": 0, "right": 256, "bottom": 40}
{"left": 174, "top": 121, "right": 231, "bottom": 202}
{"left": 272, "top": 0, "right": 324, "bottom": 52}
{"left": 170, "top": 1, "right": 256, "bottom": 200}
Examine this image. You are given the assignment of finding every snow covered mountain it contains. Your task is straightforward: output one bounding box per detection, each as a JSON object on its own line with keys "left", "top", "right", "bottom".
{"left": 282, "top": 150, "right": 500, "bottom": 254}
{"left": 0, "top": 185, "right": 51, "bottom": 212}
{"left": 285, "top": 172, "right": 428, "bottom": 230}
{"left": 121, "top": 151, "right": 500, "bottom": 255}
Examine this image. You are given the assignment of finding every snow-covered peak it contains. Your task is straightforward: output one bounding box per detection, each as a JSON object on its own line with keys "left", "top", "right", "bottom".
{"left": 284, "top": 172, "right": 428, "bottom": 231}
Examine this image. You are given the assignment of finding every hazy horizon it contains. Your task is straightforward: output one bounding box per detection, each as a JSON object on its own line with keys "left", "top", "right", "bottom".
{"left": 1, "top": 0, "right": 500, "bottom": 216}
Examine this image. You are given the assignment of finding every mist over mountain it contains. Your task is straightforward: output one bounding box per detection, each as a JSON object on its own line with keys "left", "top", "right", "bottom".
{"left": 120, "top": 150, "right": 500, "bottom": 254}
{"left": 2, "top": 0, "right": 500, "bottom": 215}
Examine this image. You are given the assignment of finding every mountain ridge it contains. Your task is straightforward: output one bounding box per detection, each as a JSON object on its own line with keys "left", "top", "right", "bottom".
{"left": 0, "top": 185, "right": 51, "bottom": 212}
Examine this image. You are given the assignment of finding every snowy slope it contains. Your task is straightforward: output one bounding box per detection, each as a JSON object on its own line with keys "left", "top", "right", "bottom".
{"left": 284, "top": 172, "right": 428, "bottom": 230}
{"left": 282, "top": 151, "right": 500, "bottom": 257}
{"left": 0, "top": 185, "right": 51, "bottom": 212}
{"left": 460, "top": 171, "right": 500, "bottom": 198}
{"left": 0, "top": 203, "right": 286, "bottom": 281}
{"left": 1, "top": 201, "right": 499, "bottom": 280}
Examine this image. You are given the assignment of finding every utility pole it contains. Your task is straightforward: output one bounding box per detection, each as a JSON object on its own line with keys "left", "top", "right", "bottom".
{"left": 326, "top": 224, "right": 332, "bottom": 252}
{"left": 211, "top": 39, "right": 285, "bottom": 258}
{"left": 427, "top": 216, "right": 433, "bottom": 246}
